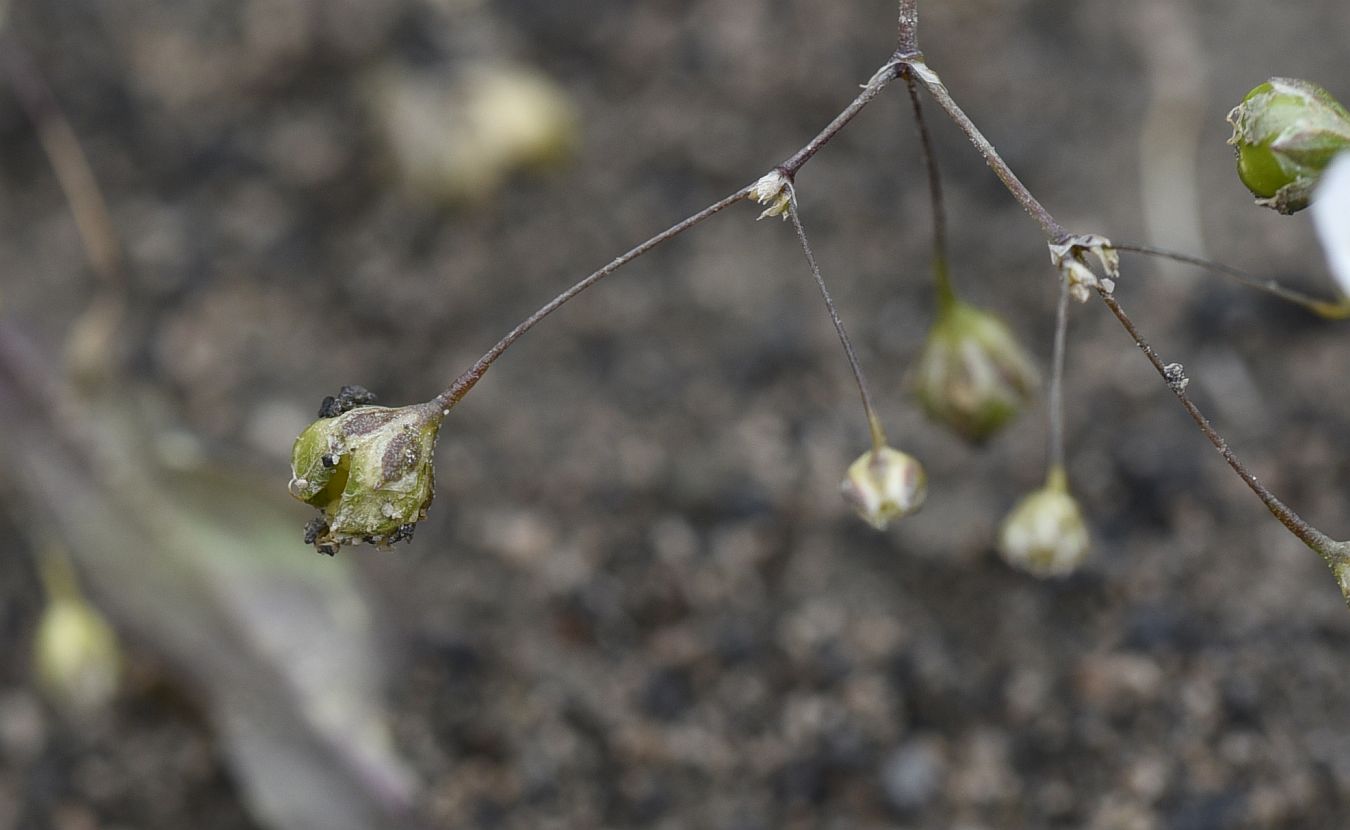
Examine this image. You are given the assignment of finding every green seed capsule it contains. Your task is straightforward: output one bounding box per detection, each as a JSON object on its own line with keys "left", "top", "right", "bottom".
{"left": 1228, "top": 78, "right": 1350, "bottom": 214}
{"left": 840, "top": 445, "right": 927, "bottom": 530}
{"left": 997, "top": 467, "right": 1090, "bottom": 578}
{"left": 289, "top": 401, "right": 444, "bottom": 553}
{"left": 914, "top": 300, "right": 1040, "bottom": 443}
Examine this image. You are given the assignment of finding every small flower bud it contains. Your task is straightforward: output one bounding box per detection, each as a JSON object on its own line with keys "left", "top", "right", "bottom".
{"left": 1227, "top": 78, "right": 1350, "bottom": 214}
{"left": 997, "top": 468, "right": 1090, "bottom": 577}
{"left": 34, "top": 591, "right": 122, "bottom": 717}
{"left": 840, "top": 446, "right": 927, "bottom": 530}
{"left": 289, "top": 400, "right": 444, "bottom": 554}
{"left": 750, "top": 170, "right": 794, "bottom": 220}
{"left": 914, "top": 301, "right": 1040, "bottom": 442}
{"left": 1049, "top": 234, "right": 1119, "bottom": 304}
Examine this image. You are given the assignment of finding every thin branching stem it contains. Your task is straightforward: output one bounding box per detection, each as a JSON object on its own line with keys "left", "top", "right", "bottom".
{"left": 903, "top": 70, "right": 955, "bottom": 309}
{"left": 781, "top": 60, "right": 902, "bottom": 177}
{"left": 787, "top": 199, "right": 888, "bottom": 452}
{"left": 438, "top": 56, "right": 907, "bottom": 411}
{"left": 897, "top": 45, "right": 1343, "bottom": 559}
{"left": 1097, "top": 288, "right": 1345, "bottom": 564}
{"left": 1109, "top": 242, "right": 1350, "bottom": 319}
{"left": 436, "top": 186, "right": 751, "bottom": 409}
{"left": 905, "top": 61, "right": 1067, "bottom": 241}
{"left": 1047, "top": 277, "right": 1070, "bottom": 476}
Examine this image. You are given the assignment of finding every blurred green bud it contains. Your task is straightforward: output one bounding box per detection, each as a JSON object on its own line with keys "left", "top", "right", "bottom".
{"left": 1227, "top": 78, "right": 1350, "bottom": 214}
{"left": 997, "top": 467, "right": 1090, "bottom": 577}
{"left": 289, "top": 401, "right": 444, "bottom": 554}
{"left": 35, "top": 590, "right": 122, "bottom": 717}
{"left": 840, "top": 446, "right": 927, "bottom": 530}
{"left": 914, "top": 300, "right": 1040, "bottom": 442}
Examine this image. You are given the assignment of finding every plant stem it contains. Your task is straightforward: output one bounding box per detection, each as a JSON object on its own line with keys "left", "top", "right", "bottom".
{"left": 780, "top": 60, "right": 902, "bottom": 177}
{"left": 438, "top": 56, "right": 908, "bottom": 411}
{"left": 903, "top": 71, "right": 956, "bottom": 311}
{"left": 0, "top": 35, "right": 123, "bottom": 287}
{"left": 931, "top": 257, "right": 957, "bottom": 314}
{"left": 902, "top": 51, "right": 1345, "bottom": 560}
{"left": 1097, "top": 288, "right": 1345, "bottom": 563}
{"left": 1047, "top": 276, "right": 1070, "bottom": 476}
{"left": 1109, "top": 242, "right": 1350, "bottom": 319}
{"left": 905, "top": 61, "right": 1067, "bottom": 241}
{"left": 787, "top": 199, "right": 888, "bottom": 452}
{"left": 435, "top": 186, "right": 751, "bottom": 409}
{"left": 897, "top": 0, "right": 919, "bottom": 56}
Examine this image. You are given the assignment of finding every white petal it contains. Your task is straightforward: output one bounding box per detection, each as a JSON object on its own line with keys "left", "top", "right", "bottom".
{"left": 1313, "top": 151, "right": 1350, "bottom": 297}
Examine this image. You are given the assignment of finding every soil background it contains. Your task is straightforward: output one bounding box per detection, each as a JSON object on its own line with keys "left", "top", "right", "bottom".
{"left": 3, "top": 1, "right": 1350, "bottom": 828}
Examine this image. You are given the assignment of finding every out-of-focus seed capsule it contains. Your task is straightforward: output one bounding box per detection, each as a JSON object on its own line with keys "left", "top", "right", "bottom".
{"left": 997, "top": 467, "right": 1090, "bottom": 577}
{"left": 34, "top": 558, "right": 122, "bottom": 717}
{"left": 840, "top": 445, "right": 927, "bottom": 530}
{"left": 289, "top": 400, "right": 444, "bottom": 554}
{"left": 914, "top": 300, "right": 1040, "bottom": 443}
{"left": 1227, "top": 78, "right": 1350, "bottom": 214}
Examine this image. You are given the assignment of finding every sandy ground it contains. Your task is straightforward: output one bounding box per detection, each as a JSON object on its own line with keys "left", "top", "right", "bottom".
{"left": 3, "top": 1, "right": 1350, "bottom": 827}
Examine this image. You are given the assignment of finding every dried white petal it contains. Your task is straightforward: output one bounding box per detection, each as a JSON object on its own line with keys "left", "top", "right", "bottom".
{"left": 750, "top": 170, "right": 794, "bottom": 221}
{"left": 1313, "top": 151, "right": 1350, "bottom": 297}
{"left": 1049, "top": 234, "right": 1118, "bottom": 303}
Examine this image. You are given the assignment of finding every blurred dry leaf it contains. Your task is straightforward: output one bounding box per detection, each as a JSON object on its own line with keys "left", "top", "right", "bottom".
{"left": 0, "top": 323, "right": 425, "bottom": 830}
{"left": 368, "top": 62, "right": 578, "bottom": 204}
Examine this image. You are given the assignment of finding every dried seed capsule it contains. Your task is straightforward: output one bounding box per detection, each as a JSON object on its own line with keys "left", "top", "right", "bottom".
{"left": 997, "top": 468, "right": 1090, "bottom": 577}
{"left": 914, "top": 300, "right": 1040, "bottom": 443}
{"left": 289, "top": 400, "right": 444, "bottom": 553}
{"left": 1227, "top": 78, "right": 1350, "bottom": 214}
{"left": 840, "top": 445, "right": 927, "bottom": 530}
